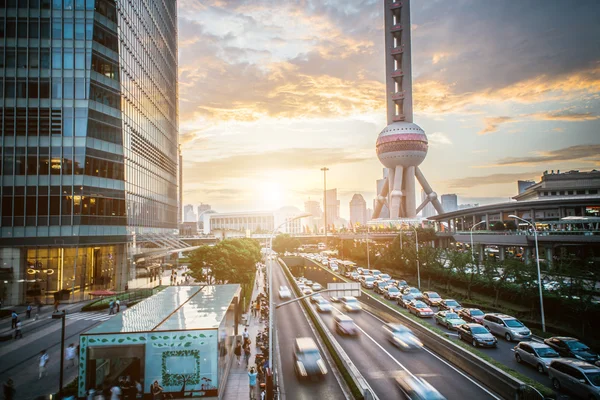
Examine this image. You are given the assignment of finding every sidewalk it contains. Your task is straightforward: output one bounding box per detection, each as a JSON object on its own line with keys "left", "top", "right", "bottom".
{"left": 223, "top": 266, "right": 267, "bottom": 400}
{"left": 0, "top": 301, "right": 87, "bottom": 337}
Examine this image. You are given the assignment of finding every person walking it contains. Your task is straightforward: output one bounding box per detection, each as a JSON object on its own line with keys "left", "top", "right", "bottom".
{"left": 234, "top": 341, "right": 242, "bottom": 366}
{"left": 243, "top": 342, "right": 251, "bottom": 367}
{"left": 116, "top": 299, "right": 121, "bottom": 313}
{"left": 108, "top": 300, "right": 115, "bottom": 315}
{"left": 11, "top": 311, "right": 17, "bottom": 329}
{"left": 26, "top": 304, "right": 32, "bottom": 319}
{"left": 242, "top": 327, "right": 250, "bottom": 342}
{"left": 151, "top": 381, "right": 164, "bottom": 400}
{"left": 53, "top": 299, "right": 59, "bottom": 313}
{"left": 248, "top": 366, "right": 258, "bottom": 400}
{"left": 14, "top": 320, "right": 23, "bottom": 339}
{"left": 3, "top": 378, "right": 15, "bottom": 400}
{"left": 38, "top": 350, "right": 49, "bottom": 379}
{"left": 255, "top": 300, "right": 260, "bottom": 319}
{"left": 110, "top": 382, "right": 122, "bottom": 400}
{"left": 65, "top": 343, "right": 77, "bottom": 368}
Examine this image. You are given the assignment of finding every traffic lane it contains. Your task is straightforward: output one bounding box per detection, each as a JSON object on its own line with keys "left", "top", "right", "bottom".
{"left": 312, "top": 300, "right": 498, "bottom": 400}
{"left": 272, "top": 261, "right": 346, "bottom": 400}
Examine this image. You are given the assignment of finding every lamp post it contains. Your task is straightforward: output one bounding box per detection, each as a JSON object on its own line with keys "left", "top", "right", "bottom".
{"left": 52, "top": 310, "right": 66, "bottom": 397}
{"left": 470, "top": 220, "right": 487, "bottom": 264}
{"left": 366, "top": 224, "right": 371, "bottom": 269}
{"left": 509, "top": 214, "right": 546, "bottom": 332}
{"left": 268, "top": 213, "right": 311, "bottom": 398}
{"left": 320, "top": 167, "right": 329, "bottom": 244}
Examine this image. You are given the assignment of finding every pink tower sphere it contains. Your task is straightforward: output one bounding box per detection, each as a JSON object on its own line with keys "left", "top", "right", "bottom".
{"left": 376, "top": 121, "right": 428, "bottom": 168}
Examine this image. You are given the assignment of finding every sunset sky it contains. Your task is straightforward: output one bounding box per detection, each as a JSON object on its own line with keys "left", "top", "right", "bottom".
{"left": 177, "top": 0, "right": 600, "bottom": 219}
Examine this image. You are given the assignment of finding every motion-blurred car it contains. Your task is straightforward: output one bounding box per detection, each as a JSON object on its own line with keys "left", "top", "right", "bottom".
{"left": 407, "top": 300, "right": 434, "bottom": 318}
{"left": 310, "top": 293, "right": 324, "bottom": 304}
{"left": 397, "top": 294, "right": 415, "bottom": 308}
{"left": 395, "top": 371, "right": 446, "bottom": 400}
{"left": 384, "top": 286, "right": 401, "bottom": 300}
{"left": 483, "top": 314, "right": 531, "bottom": 342}
{"left": 438, "top": 299, "right": 462, "bottom": 311}
{"left": 279, "top": 286, "right": 292, "bottom": 299}
{"left": 312, "top": 283, "right": 323, "bottom": 291}
{"left": 302, "top": 287, "right": 313, "bottom": 296}
{"left": 458, "top": 308, "right": 485, "bottom": 324}
{"left": 544, "top": 337, "right": 600, "bottom": 364}
{"left": 305, "top": 280, "right": 313, "bottom": 286}
{"left": 334, "top": 314, "right": 359, "bottom": 336}
{"left": 294, "top": 337, "right": 328, "bottom": 378}
{"left": 341, "top": 296, "right": 362, "bottom": 312}
{"left": 422, "top": 291, "right": 443, "bottom": 306}
{"left": 514, "top": 341, "right": 559, "bottom": 373}
{"left": 434, "top": 311, "right": 466, "bottom": 330}
{"left": 456, "top": 323, "right": 497, "bottom": 348}
{"left": 383, "top": 323, "right": 423, "bottom": 350}
{"left": 315, "top": 298, "right": 333, "bottom": 313}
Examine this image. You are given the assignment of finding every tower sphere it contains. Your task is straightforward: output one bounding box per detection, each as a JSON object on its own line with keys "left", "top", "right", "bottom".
{"left": 375, "top": 121, "right": 428, "bottom": 168}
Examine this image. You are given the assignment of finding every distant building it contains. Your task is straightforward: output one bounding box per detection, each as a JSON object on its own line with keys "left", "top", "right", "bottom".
{"left": 204, "top": 206, "right": 308, "bottom": 235}
{"left": 184, "top": 204, "right": 197, "bottom": 223}
{"left": 421, "top": 190, "right": 437, "bottom": 218}
{"left": 518, "top": 180, "right": 536, "bottom": 194}
{"left": 325, "top": 189, "right": 340, "bottom": 226}
{"left": 349, "top": 194, "right": 368, "bottom": 225}
{"left": 458, "top": 203, "right": 480, "bottom": 210}
{"left": 441, "top": 194, "right": 458, "bottom": 213}
{"left": 366, "top": 208, "right": 373, "bottom": 221}
{"left": 304, "top": 200, "right": 323, "bottom": 233}
{"left": 514, "top": 170, "right": 600, "bottom": 201}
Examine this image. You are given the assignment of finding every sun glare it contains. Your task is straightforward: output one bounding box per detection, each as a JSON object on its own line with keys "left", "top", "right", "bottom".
{"left": 259, "top": 181, "right": 284, "bottom": 210}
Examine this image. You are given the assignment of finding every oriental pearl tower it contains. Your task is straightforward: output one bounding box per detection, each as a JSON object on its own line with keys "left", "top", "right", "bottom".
{"left": 372, "top": 0, "right": 444, "bottom": 220}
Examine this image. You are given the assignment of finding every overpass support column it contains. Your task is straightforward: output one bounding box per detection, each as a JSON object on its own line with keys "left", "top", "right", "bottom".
{"left": 525, "top": 247, "right": 532, "bottom": 266}
{"left": 546, "top": 247, "right": 553, "bottom": 269}
{"left": 478, "top": 244, "right": 484, "bottom": 265}
{"left": 499, "top": 246, "right": 505, "bottom": 262}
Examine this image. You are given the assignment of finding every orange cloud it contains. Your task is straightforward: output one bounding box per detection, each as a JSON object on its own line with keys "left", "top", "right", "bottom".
{"left": 529, "top": 110, "right": 600, "bottom": 121}
{"left": 478, "top": 116, "right": 513, "bottom": 135}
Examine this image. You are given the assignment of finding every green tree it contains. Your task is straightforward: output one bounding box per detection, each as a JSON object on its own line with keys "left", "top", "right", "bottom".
{"left": 272, "top": 234, "right": 302, "bottom": 254}
{"left": 490, "top": 221, "right": 506, "bottom": 231}
{"left": 482, "top": 258, "right": 519, "bottom": 307}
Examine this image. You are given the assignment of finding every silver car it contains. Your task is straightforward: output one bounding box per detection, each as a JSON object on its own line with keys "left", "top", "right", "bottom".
{"left": 548, "top": 359, "right": 600, "bottom": 398}
{"left": 514, "top": 341, "right": 560, "bottom": 374}
{"left": 483, "top": 313, "right": 531, "bottom": 341}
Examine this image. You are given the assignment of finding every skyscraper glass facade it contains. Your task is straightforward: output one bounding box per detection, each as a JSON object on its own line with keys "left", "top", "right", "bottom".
{"left": 0, "top": 0, "right": 179, "bottom": 305}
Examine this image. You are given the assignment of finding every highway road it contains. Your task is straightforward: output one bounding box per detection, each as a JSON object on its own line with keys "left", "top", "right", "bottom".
{"left": 271, "top": 260, "right": 348, "bottom": 400}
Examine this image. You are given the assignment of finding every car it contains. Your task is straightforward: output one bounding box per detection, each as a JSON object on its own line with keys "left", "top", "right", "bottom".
{"left": 434, "top": 311, "right": 466, "bottom": 330}
{"left": 483, "top": 313, "right": 531, "bottom": 342}
{"left": 305, "top": 280, "right": 313, "bottom": 286}
{"left": 548, "top": 359, "right": 600, "bottom": 398}
{"left": 422, "top": 291, "right": 443, "bottom": 306}
{"left": 279, "top": 286, "right": 292, "bottom": 299}
{"left": 369, "top": 269, "right": 382, "bottom": 277}
{"left": 438, "top": 299, "right": 462, "bottom": 311}
{"left": 402, "top": 287, "right": 423, "bottom": 299}
{"left": 398, "top": 294, "right": 415, "bottom": 308}
{"left": 315, "top": 298, "right": 333, "bottom": 312}
{"left": 350, "top": 272, "right": 360, "bottom": 281}
{"left": 457, "top": 308, "right": 485, "bottom": 324}
{"left": 330, "top": 264, "right": 339, "bottom": 272}
{"left": 361, "top": 276, "right": 375, "bottom": 289}
{"left": 294, "top": 337, "right": 328, "bottom": 378}
{"left": 312, "top": 283, "right": 323, "bottom": 291}
{"left": 396, "top": 279, "right": 408, "bottom": 288}
{"left": 297, "top": 277, "right": 306, "bottom": 284}
{"left": 379, "top": 273, "right": 391, "bottom": 281}
{"left": 302, "top": 287, "right": 313, "bottom": 296}
{"left": 310, "top": 293, "right": 324, "bottom": 304}
{"left": 544, "top": 337, "right": 600, "bottom": 364}
{"left": 457, "top": 323, "right": 497, "bottom": 348}
{"left": 407, "top": 300, "right": 434, "bottom": 318}
{"left": 329, "top": 296, "right": 341, "bottom": 303}
{"left": 341, "top": 296, "right": 362, "bottom": 312}
{"left": 395, "top": 371, "right": 446, "bottom": 400}
{"left": 374, "top": 281, "right": 387, "bottom": 294}
{"left": 382, "top": 323, "right": 423, "bottom": 350}
{"left": 514, "top": 342, "right": 560, "bottom": 374}
{"left": 334, "top": 314, "right": 360, "bottom": 336}
{"left": 384, "top": 286, "right": 401, "bottom": 300}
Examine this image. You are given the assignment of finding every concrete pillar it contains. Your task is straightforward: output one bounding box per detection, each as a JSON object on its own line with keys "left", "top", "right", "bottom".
{"left": 405, "top": 166, "right": 416, "bottom": 218}
{"left": 485, "top": 214, "right": 490, "bottom": 230}
{"left": 545, "top": 247, "right": 553, "bottom": 269}
{"left": 499, "top": 246, "right": 505, "bottom": 261}
{"left": 390, "top": 165, "right": 404, "bottom": 219}
{"left": 478, "top": 244, "right": 484, "bottom": 264}
{"left": 525, "top": 247, "right": 532, "bottom": 265}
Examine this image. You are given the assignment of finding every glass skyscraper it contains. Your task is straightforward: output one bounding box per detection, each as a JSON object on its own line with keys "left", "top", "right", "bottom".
{"left": 0, "top": 0, "right": 179, "bottom": 305}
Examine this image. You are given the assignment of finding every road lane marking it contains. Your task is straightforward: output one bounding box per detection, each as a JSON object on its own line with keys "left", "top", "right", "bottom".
{"left": 360, "top": 305, "right": 502, "bottom": 400}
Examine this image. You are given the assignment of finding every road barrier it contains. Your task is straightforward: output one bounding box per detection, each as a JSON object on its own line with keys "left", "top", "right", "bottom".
{"left": 287, "top": 257, "right": 550, "bottom": 400}
{"left": 278, "top": 258, "right": 378, "bottom": 400}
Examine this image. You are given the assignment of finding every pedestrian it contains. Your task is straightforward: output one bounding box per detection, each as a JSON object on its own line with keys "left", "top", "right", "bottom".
{"left": 3, "top": 378, "right": 15, "bottom": 400}
{"left": 109, "top": 300, "right": 115, "bottom": 315}
{"left": 26, "top": 304, "right": 32, "bottom": 319}
{"left": 38, "top": 350, "right": 49, "bottom": 379}
{"left": 11, "top": 311, "right": 17, "bottom": 329}
{"left": 242, "top": 327, "right": 249, "bottom": 342}
{"left": 65, "top": 343, "right": 77, "bottom": 368}
{"left": 116, "top": 299, "right": 121, "bottom": 313}
{"left": 53, "top": 299, "right": 59, "bottom": 313}
{"left": 243, "top": 342, "right": 251, "bottom": 366}
{"left": 14, "top": 320, "right": 23, "bottom": 339}
{"left": 151, "top": 380, "right": 163, "bottom": 400}
{"left": 110, "top": 382, "right": 122, "bottom": 400}
{"left": 248, "top": 366, "right": 258, "bottom": 400}
{"left": 255, "top": 300, "right": 260, "bottom": 317}
{"left": 124, "top": 284, "right": 129, "bottom": 292}
{"left": 234, "top": 342, "right": 242, "bottom": 366}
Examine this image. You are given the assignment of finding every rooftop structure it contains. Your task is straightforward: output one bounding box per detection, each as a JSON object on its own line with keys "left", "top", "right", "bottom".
{"left": 203, "top": 206, "right": 308, "bottom": 235}
{"left": 514, "top": 170, "right": 600, "bottom": 201}
{"left": 372, "top": 0, "right": 444, "bottom": 220}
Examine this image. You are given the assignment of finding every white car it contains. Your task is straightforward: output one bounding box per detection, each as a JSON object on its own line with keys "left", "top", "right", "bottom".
{"left": 341, "top": 296, "right": 362, "bottom": 312}
{"left": 315, "top": 298, "right": 333, "bottom": 312}
{"left": 330, "top": 264, "right": 339, "bottom": 272}
{"left": 312, "top": 283, "right": 323, "bottom": 291}
{"left": 279, "top": 286, "right": 291, "bottom": 299}
{"left": 302, "top": 287, "right": 313, "bottom": 296}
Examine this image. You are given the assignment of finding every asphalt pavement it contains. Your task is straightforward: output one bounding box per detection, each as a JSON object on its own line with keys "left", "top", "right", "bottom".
{"left": 271, "top": 260, "right": 348, "bottom": 400}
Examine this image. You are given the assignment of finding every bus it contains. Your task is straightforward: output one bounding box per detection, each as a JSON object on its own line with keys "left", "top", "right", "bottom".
{"left": 317, "top": 242, "right": 326, "bottom": 250}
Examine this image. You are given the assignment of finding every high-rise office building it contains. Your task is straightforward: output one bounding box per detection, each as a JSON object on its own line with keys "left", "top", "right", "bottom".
{"left": 325, "top": 189, "right": 340, "bottom": 227}
{"left": 184, "top": 204, "right": 196, "bottom": 223}
{"left": 349, "top": 194, "right": 367, "bottom": 225}
{"left": 304, "top": 199, "right": 322, "bottom": 232}
{"left": 441, "top": 194, "right": 458, "bottom": 212}
{"left": 0, "top": 0, "right": 179, "bottom": 305}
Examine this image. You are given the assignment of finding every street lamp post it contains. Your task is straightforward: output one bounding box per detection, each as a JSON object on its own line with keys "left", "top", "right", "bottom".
{"left": 52, "top": 310, "right": 66, "bottom": 397}
{"left": 267, "top": 213, "right": 311, "bottom": 398}
{"left": 321, "top": 167, "right": 329, "bottom": 244}
{"left": 470, "top": 220, "right": 487, "bottom": 264}
{"left": 509, "top": 214, "right": 546, "bottom": 332}
{"left": 366, "top": 224, "right": 371, "bottom": 269}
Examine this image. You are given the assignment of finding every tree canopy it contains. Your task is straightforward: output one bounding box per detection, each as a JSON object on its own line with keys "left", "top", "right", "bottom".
{"left": 271, "top": 234, "right": 302, "bottom": 254}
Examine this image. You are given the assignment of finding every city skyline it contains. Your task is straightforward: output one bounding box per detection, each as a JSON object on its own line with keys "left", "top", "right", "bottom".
{"left": 177, "top": 0, "right": 600, "bottom": 217}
